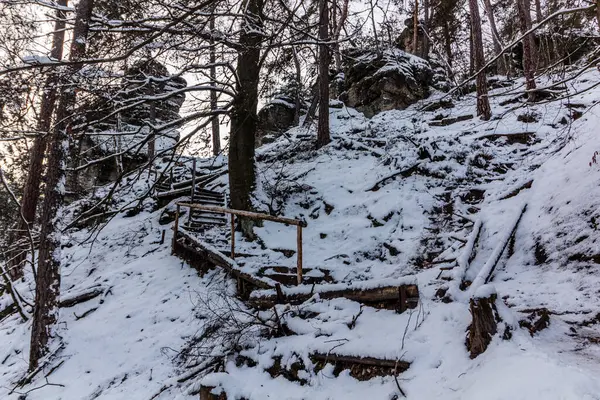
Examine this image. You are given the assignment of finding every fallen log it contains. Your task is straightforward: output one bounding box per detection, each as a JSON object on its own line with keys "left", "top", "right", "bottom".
{"left": 469, "top": 204, "right": 527, "bottom": 295}
{"left": 474, "top": 131, "right": 535, "bottom": 145}
{"left": 366, "top": 163, "right": 421, "bottom": 191}
{"left": 453, "top": 219, "right": 482, "bottom": 291}
{"left": 59, "top": 287, "right": 104, "bottom": 308}
{"left": 429, "top": 114, "right": 473, "bottom": 127}
{"left": 311, "top": 352, "right": 410, "bottom": 381}
{"left": 498, "top": 180, "right": 533, "bottom": 200}
{"left": 249, "top": 278, "right": 419, "bottom": 312}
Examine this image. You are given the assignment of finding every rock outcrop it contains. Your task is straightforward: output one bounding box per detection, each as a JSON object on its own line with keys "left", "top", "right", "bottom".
{"left": 256, "top": 95, "right": 299, "bottom": 146}
{"left": 339, "top": 48, "right": 433, "bottom": 117}
{"left": 70, "top": 58, "right": 187, "bottom": 196}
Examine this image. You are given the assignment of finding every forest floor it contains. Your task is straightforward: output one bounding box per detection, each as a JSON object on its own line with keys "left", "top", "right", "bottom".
{"left": 2, "top": 66, "right": 600, "bottom": 399}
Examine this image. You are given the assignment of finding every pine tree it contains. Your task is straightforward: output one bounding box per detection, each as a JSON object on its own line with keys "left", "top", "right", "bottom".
{"left": 29, "top": 0, "right": 95, "bottom": 371}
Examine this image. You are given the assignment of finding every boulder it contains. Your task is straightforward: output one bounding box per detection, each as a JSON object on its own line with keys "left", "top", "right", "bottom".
{"left": 256, "top": 96, "right": 297, "bottom": 146}
{"left": 339, "top": 48, "right": 433, "bottom": 117}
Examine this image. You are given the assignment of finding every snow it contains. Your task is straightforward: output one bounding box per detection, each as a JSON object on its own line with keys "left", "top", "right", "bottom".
{"left": 3, "top": 66, "right": 600, "bottom": 399}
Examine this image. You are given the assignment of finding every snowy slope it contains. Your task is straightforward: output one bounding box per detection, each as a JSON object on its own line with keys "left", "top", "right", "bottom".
{"left": 2, "top": 66, "right": 600, "bottom": 399}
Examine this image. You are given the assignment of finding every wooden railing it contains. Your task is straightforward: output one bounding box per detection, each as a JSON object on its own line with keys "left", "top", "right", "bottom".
{"left": 174, "top": 203, "right": 307, "bottom": 284}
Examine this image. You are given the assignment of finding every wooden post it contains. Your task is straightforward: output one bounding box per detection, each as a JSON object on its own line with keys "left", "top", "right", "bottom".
{"left": 172, "top": 204, "right": 180, "bottom": 254}
{"left": 297, "top": 225, "right": 303, "bottom": 285}
{"left": 191, "top": 158, "right": 197, "bottom": 201}
{"left": 230, "top": 214, "right": 235, "bottom": 259}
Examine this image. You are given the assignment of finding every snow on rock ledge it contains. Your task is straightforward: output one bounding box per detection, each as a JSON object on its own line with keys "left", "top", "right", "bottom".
{"left": 339, "top": 48, "right": 433, "bottom": 117}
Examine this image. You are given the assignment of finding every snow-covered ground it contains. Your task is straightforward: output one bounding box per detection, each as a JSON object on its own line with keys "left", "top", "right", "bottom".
{"left": 2, "top": 66, "right": 600, "bottom": 399}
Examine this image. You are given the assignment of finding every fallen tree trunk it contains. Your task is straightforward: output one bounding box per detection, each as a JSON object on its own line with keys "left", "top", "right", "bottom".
{"left": 311, "top": 352, "right": 410, "bottom": 381}
{"left": 366, "top": 163, "right": 421, "bottom": 192}
{"left": 474, "top": 132, "right": 535, "bottom": 145}
{"left": 469, "top": 203, "right": 527, "bottom": 294}
{"left": 498, "top": 180, "right": 533, "bottom": 200}
{"left": 453, "top": 219, "right": 482, "bottom": 291}
{"left": 249, "top": 280, "right": 419, "bottom": 312}
{"left": 59, "top": 287, "right": 104, "bottom": 308}
{"left": 429, "top": 114, "right": 473, "bottom": 126}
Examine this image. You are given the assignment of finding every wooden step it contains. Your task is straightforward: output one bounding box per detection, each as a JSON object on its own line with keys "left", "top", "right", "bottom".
{"left": 192, "top": 198, "right": 224, "bottom": 206}
{"left": 188, "top": 217, "right": 227, "bottom": 226}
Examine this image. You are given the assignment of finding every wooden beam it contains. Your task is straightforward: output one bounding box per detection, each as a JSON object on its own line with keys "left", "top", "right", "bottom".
{"left": 174, "top": 231, "right": 273, "bottom": 290}
{"left": 230, "top": 214, "right": 235, "bottom": 259}
{"left": 297, "top": 225, "right": 303, "bottom": 285}
{"left": 171, "top": 204, "right": 180, "bottom": 254}
{"left": 177, "top": 203, "right": 306, "bottom": 227}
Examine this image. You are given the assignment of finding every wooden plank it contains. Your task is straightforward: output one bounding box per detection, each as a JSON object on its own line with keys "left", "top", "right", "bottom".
{"left": 230, "top": 214, "right": 235, "bottom": 259}
{"left": 171, "top": 204, "right": 180, "bottom": 254}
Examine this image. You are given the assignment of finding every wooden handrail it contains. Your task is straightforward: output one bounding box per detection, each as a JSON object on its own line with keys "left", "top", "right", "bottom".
{"left": 175, "top": 202, "right": 306, "bottom": 285}
{"left": 177, "top": 203, "right": 307, "bottom": 227}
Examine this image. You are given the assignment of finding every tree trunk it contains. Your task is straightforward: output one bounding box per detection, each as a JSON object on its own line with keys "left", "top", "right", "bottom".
{"left": 317, "top": 0, "right": 331, "bottom": 148}
{"left": 228, "top": 0, "right": 263, "bottom": 238}
{"left": 467, "top": 294, "right": 498, "bottom": 358}
{"left": 468, "top": 18, "right": 474, "bottom": 76}
{"left": 482, "top": 0, "right": 507, "bottom": 76}
{"left": 596, "top": 0, "right": 600, "bottom": 33}
{"left": 210, "top": 11, "right": 221, "bottom": 156}
{"left": 413, "top": 0, "right": 419, "bottom": 56}
{"left": 422, "top": 0, "right": 430, "bottom": 59}
{"left": 8, "top": 0, "right": 68, "bottom": 281}
{"left": 469, "top": 0, "right": 491, "bottom": 120}
{"left": 442, "top": 20, "right": 453, "bottom": 69}
{"left": 29, "top": 0, "right": 95, "bottom": 372}
{"left": 332, "top": 0, "right": 349, "bottom": 71}
{"left": 517, "top": 0, "right": 538, "bottom": 101}
{"left": 147, "top": 101, "right": 156, "bottom": 161}
{"left": 534, "top": 0, "right": 543, "bottom": 22}
{"left": 292, "top": 47, "right": 302, "bottom": 126}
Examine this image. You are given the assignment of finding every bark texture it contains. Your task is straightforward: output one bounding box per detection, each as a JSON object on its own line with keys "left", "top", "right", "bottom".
{"left": 228, "top": 0, "right": 264, "bottom": 238}
{"left": 210, "top": 11, "right": 221, "bottom": 156}
{"left": 468, "top": 295, "right": 498, "bottom": 358}
{"left": 317, "top": 0, "right": 331, "bottom": 148}
{"left": 8, "top": 0, "right": 68, "bottom": 280}
{"left": 29, "top": 0, "right": 95, "bottom": 371}
{"left": 482, "top": 0, "right": 507, "bottom": 75}
{"left": 468, "top": 0, "right": 491, "bottom": 120}
{"left": 413, "top": 0, "right": 419, "bottom": 56}
{"left": 517, "top": 0, "right": 538, "bottom": 101}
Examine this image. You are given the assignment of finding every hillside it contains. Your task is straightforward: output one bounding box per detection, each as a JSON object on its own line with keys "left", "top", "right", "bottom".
{"left": 2, "top": 67, "right": 600, "bottom": 400}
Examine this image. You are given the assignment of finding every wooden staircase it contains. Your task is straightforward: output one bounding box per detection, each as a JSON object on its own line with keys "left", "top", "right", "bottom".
{"left": 184, "top": 189, "right": 228, "bottom": 232}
